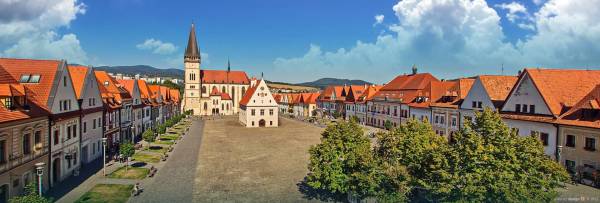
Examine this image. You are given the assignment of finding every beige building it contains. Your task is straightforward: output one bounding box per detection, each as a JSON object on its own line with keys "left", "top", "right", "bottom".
{"left": 182, "top": 24, "right": 250, "bottom": 116}
{"left": 239, "top": 79, "right": 279, "bottom": 127}
{"left": 556, "top": 84, "right": 600, "bottom": 183}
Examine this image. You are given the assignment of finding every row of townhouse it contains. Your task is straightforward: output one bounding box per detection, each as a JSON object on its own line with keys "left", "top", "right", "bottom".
{"left": 0, "top": 58, "right": 181, "bottom": 201}
{"left": 274, "top": 92, "right": 320, "bottom": 119}
{"left": 314, "top": 67, "right": 600, "bottom": 183}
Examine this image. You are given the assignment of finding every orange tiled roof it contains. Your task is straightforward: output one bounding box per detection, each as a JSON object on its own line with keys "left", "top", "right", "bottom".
{"left": 478, "top": 75, "right": 518, "bottom": 101}
{"left": 557, "top": 84, "right": 600, "bottom": 128}
{"left": 68, "top": 65, "right": 89, "bottom": 99}
{"left": 357, "top": 85, "right": 383, "bottom": 103}
{"left": 430, "top": 78, "right": 475, "bottom": 108}
{"left": 0, "top": 58, "right": 62, "bottom": 108}
{"left": 201, "top": 70, "right": 250, "bottom": 84}
{"left": 169, "top": 89, "right": 180, "bottom": 103}
{"left": 520, "top": 68, "right": 600, "bottom": 116}
{"left": 239, "top": 82, "right": 259, "bottom": 106}
{"left": 374, "top": 73, "right": 439, "bottom": 101}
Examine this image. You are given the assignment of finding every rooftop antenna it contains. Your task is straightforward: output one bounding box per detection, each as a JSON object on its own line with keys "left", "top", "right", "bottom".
{"left": 501, "top": 63, "right": 504, "bottom": 75}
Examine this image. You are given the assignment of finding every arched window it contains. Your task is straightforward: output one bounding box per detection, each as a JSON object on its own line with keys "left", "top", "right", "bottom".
{"left": 221, "top": 103, "right": 224, "bottom": 110}
{"left": 242, "top": 87, "right": 246, "bottom": 96}
{"left": 222, "top": 86, "right": 226, "bottom": 94}
{"left": 231, "top": 87, "right": 235, "bottom": 101}
{"left": 227, "top": 103, "right": 230, "bottom": 110}
{"left": 202, "top": 86, "right": 207, "bottom": 94}
{"left": 203, "top": 102, "right": 207, "bottom": 110}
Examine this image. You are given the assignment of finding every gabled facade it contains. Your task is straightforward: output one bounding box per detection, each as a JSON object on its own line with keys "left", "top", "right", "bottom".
{"left": 429, "top": 79, "right": 474, "bottom": 138}
{"left": 501, "top": 68, "right": 600, "bottom": 157}
{"left": 69, "top": 66, "right": 103, "bottom": 164}
{"left": 137, "top": 80, "right": 154, "bottom": 132}
{"left": 95, "top": 71, "right": 123, "bottom": 156}
{"left": 239, "top": 79, "right": 279, "bottom": 127}
{"left": 118, "top": 79, "right": 143, "bottom": 140}
{"left": 459, "top": 75, "right": 517, "bottom": 126}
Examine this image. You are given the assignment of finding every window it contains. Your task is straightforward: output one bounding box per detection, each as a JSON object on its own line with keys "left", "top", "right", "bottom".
{"left": 529, "top": 105, "right": 535, "bottom": 114}
{"left": 472, "top": 101, "right": 476, "bottom": 108}
{"left": 83, "top": 122, "right": 87, "bottom": 133}
{"left": 73, "top": 152, "right": 77, "bottom": 165}
{"left": 19, "top": 75, "right": 30, "bottom": 83}
{"left": 269, "top": 109, "right": 274, "bottom": 115}
{"left": 584, "top": 137, "right": 596, "bottom": 151}
{"left": 93, "top": 119, "right": 96, "bottom": 129}
{"left": 522, "top": 104, "right": 528, "bottom": 113}
{"left": 565, "top": 160, "right": 576, "bottom": 173}
{"left": 251, "top": 109, "right": 255, "bottom": 116}
{"left": 73, "top": 124, "right": 77, "bottom": 137}
{"left": 4, "top": 97, "right": 12, "bottom": 108}
{"left": 0, "top": 140, "right": 5, "bottom": 163}
{"left": 515, "top": 104, "right": 521, "bottom": 112}
{"left": 260, "top": 109, "right": 265, "bottom": 116}
{"left": 270, "top": 121, "right": 273, "bottom": 126}
{"left": 63, "top": 76, "right": 67, "bottom": 86}
{"left": 539, "top": 132, "right": 549, "bottom": 146}
{"left": 451, "top": 116, "right": 457, "bottom": 127}
{"left": 566, "top": 135, "right": 575, "bottom": 147}
{"left": 22, "top": 133, "right": 31, "bottom": 155}
{"left": 54, "top": 130, "right": 59, "bottom": 145}
{"left": 67, "top": 126, "right": 72, "bottom": 139}
{"left": 477, "top": 101, "right": 482, "bottom": 108}
{"left": 252, "top": 121, "right": 254, "bottom": 126}
{"left": 34, "top": 131, "right": 41, "bottom": 148}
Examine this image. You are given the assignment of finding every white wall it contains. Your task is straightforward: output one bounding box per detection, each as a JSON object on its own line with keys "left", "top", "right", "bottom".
{"left": 501, "top": 74, "right": 551, "bottom": 115}
{"left": 503, "top": 118, "right": 557, "bottom": 156}
{"left": 460, "top": 78, "right": 495, "bottom": 110}
{"left": 410, "top": 107, "right": 431, "bottom": 123}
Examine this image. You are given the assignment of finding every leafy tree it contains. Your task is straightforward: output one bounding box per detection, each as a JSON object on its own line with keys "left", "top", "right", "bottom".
{"left": 332, "top": 111, "right": 342, "bottom": 119}
{"left": 443, "top": 108, "right": 569, "bottom": 202}
{"left": 349, "top": 115, "right": 360, "bottom": 123}
{"left": 142, "top": 129, "right": 156, "bottom": 146}
{"left": 120, "top": 143, "right": 135, "bottom": 171}
{"left": 9, "top": 183, "right": 52, "bottom": 203}
{"left": 383, "top": 120, "right": 393, "bottom": 130}
{"left": 165, "top": 119, "right": 174, "bottom": 128}
{"left": 157, "top": 124, "right": 166, "bottom": 134}
{"left": 375, "top": 119, "right": 451, "bottom": 201}
{"left": 306, "top": 121, "right": 378, "bottom": 199}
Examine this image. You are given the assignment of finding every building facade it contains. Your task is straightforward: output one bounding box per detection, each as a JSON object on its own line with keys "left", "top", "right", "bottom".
{"left": 239, "top": 79, "right": 279, "bottom": 127}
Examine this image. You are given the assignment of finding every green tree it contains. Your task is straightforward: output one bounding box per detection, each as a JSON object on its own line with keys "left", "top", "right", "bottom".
{"left": 9, "top": 183, "right": 52, "bottom": 203}
{"left": 120, "top": 143, "right": 135, "bottom": 171}
{"left": 443, "top": 108, "right": 569, "bottom": 202}
{"left": 165, "top": 119, "right": 174, "bottom": 128}
{"left": 142, "top": 129, "right": 156, "bottom": 148}
{"left": 375, "top": 119, "right": 452, "bottom": 201}
{"left": 383, "top": 120, "right": 393, "bottom": 130}
{"left": 349, "top": 115, "right": 360, "bottom": 123}
{"left": 157, "top": 124, "right": 166, "bottom": 134}
{"left": 306, "top": 121, "right": 378, "bottom": 200}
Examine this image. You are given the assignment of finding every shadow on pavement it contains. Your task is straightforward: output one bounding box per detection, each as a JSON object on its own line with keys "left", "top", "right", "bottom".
{"left": 297, "top": 176, "right": 345, "bottom": 202}
{"left": 46, "top": 158, "right": 103, "bottom": 200}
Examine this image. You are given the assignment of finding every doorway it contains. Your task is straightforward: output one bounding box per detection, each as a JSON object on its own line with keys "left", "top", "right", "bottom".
{"left": 52, "top": 157, "right": 61, "bottom": 184}
{"left": 259, "top": 119, "right": 266, "bottom": 127}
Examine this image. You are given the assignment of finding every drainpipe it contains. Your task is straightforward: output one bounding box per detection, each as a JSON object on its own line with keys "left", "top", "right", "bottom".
{"left": 47, "top": 116, "right": 52, "bottom": 189}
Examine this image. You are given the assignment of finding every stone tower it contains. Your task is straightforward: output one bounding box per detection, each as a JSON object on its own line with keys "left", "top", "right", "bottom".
{"left": 184, "top": 23, "right": 201, "bottom": 115}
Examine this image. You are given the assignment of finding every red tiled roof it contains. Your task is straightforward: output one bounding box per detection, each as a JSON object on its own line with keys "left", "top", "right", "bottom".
{"left": 557, "top": 84, "right": 600, "bottom": 128}
{"left": 169, "top": 89, "right": 180, "bottom": 103}
{"left": 478, "top": 75, "right": 518, "bottom": 101}
{"left": 0, "top": 58, "right": 62, "bottom": 108}
{"left": 95, "top": 71, "right": 132, "bottom": 108}
{"left": 520, "top": 68, "right": 600, "bottom": 116}
{"left": 374, "top": 73, "right": 439, "bottom": 101}
{"left": 201, "top": 70, "right": 250, "bottom": 84}
{"left": 210, "top": 86, "right": 221, "bottom": 96}
{"left": 68, "top": 65, "right": 89, "bottom": 99}
{"left": 239, "top": 82, "right": 259, "bottom": 106}
{"left": 116, "top": 79, "right": 136, "bottom": 97}
{"left": 357, "top": 85, "right": 383, "bottom": 103}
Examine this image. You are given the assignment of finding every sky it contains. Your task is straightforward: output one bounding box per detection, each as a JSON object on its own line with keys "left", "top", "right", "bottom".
{"left": 0, "top": 0, "right": 599, "bottom": 84}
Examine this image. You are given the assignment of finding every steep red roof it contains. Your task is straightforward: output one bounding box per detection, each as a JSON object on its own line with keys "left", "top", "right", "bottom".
{"left": 95, "top": 71, "right": 132, "bottom": 107}
{"left": 520, "top": 68, "right": 600, "bottom": 116}
{"left": 68, "top": 65, "right": 89, "bottom": 99}
{"left": 169, "top": 89, "right": 180, "bottom": 103}
{"left": 0, "top": 58, "right": 62, "bottom": 107}
{"left": 239, "top": 83, "right": 258, "bottom": 106}
{"left": 557, "top": 84, "right": 600, "bottom": 128}
{"left": 478, "top": 75, "right": 518, "bottom": 101}
{"left": 201, "top": 70, "right": 250, "bottom": 84}
{"left": 374, "top": 73, "right": 439, "bottom": 102}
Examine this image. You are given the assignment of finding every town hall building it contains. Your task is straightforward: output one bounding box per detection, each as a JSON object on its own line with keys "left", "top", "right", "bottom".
{"left": 239, "top": 79, "right": 279, "bottom": 127}
{"left": 182, "top": 24, "right": 251, "bottom": 116}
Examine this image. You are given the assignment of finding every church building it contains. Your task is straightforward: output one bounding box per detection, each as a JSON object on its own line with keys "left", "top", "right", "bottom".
{"left": 239, "top": 79, "right": 279, "bottom": 127}
{"left": 183, "top": 23, "right": 251, "bottom": 116}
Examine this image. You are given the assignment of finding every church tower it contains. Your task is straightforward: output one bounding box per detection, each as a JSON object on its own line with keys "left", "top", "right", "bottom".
{"left": 183, "top": 23, "right": 201, "bottom": 115}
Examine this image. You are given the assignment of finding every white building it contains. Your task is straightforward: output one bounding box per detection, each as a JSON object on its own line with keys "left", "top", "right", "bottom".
{"left": 239, "top": 79, "right": 279, "bottom": 127}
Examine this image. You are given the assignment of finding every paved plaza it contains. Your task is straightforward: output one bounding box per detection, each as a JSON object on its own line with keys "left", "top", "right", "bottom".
{"left": 193, "top": 117, "right": 325, "bottom": 202}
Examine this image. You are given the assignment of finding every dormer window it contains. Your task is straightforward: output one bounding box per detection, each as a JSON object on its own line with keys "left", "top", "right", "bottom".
{"left": 18, "top": 74, "right": 41, "bottom": 83}
{"left": 104, "top": 81, "right": 109, "bottom": 86}
{"left": 2, "top": 97, "right": 13, "bottom": 108}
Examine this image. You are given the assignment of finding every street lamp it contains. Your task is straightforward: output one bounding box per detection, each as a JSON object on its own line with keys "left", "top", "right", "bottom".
{"left": 130, "top": 126, "right": 135, "bottom": 144}
{"left": 557, "top": 145, "right": 563, "bottom": 163}
{"left": 35, "top": 162, "right": 45, "bottom": 196}
{"left": 102, "top": 137, "right": 107, "bottom": 176}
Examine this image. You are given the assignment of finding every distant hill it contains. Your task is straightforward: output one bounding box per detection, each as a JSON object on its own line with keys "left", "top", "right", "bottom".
{"left": 93, "top": 65, "right": 184, "bottom": 79}
{"left": 297, "top": 78, "right": 372, "bottom": 89}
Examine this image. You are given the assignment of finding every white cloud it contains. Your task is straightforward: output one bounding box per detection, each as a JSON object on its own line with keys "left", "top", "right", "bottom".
{"left": 2, "top": 31, "right": 88, "bottom": 64}
{"left": 374, "top": 14, "right": 385, "bottom": 26}
{"left": 273, "top": 0, "right": 600, "bottom": 83}
{"left": 0, "top": 0, "right": 88, "bottom": 63}
{"left": 533, "top": 0, "right": 544, "bottom": 5}
{"left": 136, "top": 38, "right": 177, "bottom": 55}
{"left": 495, "top": 2, "right": 528, "bottom": 22}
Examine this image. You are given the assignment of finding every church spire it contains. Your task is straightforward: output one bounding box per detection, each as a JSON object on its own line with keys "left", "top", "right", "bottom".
{"left": 227, "top": 58, "right": 231, "bottom": 72}
{"left": 184, "top": 23, "right": 200, "bottom": 63}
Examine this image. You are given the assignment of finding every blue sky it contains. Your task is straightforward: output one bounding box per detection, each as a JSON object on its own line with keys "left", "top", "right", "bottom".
{"left": 1, "top": 0, "right": 599, "bottom": 83}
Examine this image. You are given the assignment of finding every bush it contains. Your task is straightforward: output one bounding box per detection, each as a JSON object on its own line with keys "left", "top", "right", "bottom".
{"left": 9, "top": 183, "right": 51, "bottom": 203}
{"left": 157, "top": 125, "right": 166, "bottom": 134}
{"left": 142, "top": 129, "right": 155, "bottom": 143}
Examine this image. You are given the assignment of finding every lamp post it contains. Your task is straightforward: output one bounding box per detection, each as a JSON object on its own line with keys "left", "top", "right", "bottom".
{"left": 102, "top": 137, "right": 107, "bottom": 176}
{"left": 35, "top": 162, "right": 45, "bottom": 196}
{"left": 130, "top": 126, "right": 135, "bottom": 144}
{"left": 557, "top": 145, "right": 563, "bottom": 163}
